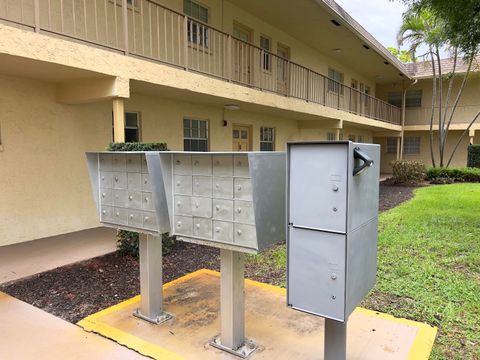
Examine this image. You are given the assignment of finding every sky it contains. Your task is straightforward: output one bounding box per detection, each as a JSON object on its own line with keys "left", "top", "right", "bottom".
{"left": 335, "top": 0, "right": 407, "bottom": 50}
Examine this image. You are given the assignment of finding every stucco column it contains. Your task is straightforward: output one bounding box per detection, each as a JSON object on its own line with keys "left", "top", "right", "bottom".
{"left": 396, "top": 136, "right": 401, "bottom": 161}
{"left": 335, "top": 129, "right": 341, "bottom": 141}
{"left": 112, "top": 98, "right": 125, "bottom": 143}
{"left": 469, "top": 129, "right": 476, "bottom": 144}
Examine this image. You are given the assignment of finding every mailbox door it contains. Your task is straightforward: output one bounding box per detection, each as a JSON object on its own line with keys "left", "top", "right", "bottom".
{"left": 287, "top": 227, "right": 346, "bottom": 322}
{"left": 288, "top": 143, "right": 348, "bottom": 233}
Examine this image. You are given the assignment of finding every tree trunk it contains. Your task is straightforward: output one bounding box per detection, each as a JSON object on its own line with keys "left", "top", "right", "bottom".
{"left": 446, "top": 112, "right": 480, "bottom": 167}
{"left": 441, "top": 49, "right": 458, "bottom": 162}
{"left": 429, "top": 50, "right": 437, "bottom": 168}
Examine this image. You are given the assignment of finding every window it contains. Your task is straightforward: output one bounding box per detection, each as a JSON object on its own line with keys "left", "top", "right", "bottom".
{"left": 339, "top": 132, "right": 344, "bottom": 140}
{"left": 260, "top": 36, "right": 272, "bottom": 71}
{"left": 260, "top": 127, "right": 275, "bottom": 151}
{"left": 184, "top": 0, "right": 209, "bottom": 47}
{"left": 403, "top": 136, "right": 421, "bottom": 154}
{"left": 112, "top": 112, "right": 140, "bottom": 143}
{"left": 328, "top": 67, "right": 344, "bottom": 94}
{"left": 387, "top": 90, "right": 423, "bottom": 107}
{"left": 386, "top": 137, "right": 397, "bottom": 154}
{"left": 357, "top": 135, "right": 365, "bottom": 143}
{"left": 184, "top": 118, "right": 208, "bottom": 151}
{"left": 348, "top": 134, "right": 356, "bottom": 142}
{"left": 326, "top": 132, "right": 336, "bottom": 141}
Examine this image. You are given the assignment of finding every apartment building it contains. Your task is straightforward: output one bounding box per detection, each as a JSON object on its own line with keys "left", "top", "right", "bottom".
{"left": 0, "top": 0, "right": 475, "bottom": 248}
{"left": 376, "top": 57, "right": 480, "bottom": 170}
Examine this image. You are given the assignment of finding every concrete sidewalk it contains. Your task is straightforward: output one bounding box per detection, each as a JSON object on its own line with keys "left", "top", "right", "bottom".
{"left": 0, "top": 227, "right": 117, "bottom": 284}
{"left": 0, "top": 292, "right": 148, "bottom": 360}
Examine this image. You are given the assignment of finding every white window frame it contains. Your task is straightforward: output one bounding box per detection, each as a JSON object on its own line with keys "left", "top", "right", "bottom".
{"left": 403, "top": 136, "right": 421, "bottom": 155}
{"left": 260, "top": 35, "right": 272, "bottom": 72}
{"left": 260, "top": 127, "right": 275, "bottom": 151}
{"left": 184, "top": 0, "right": 209, "bottom": 47}
{"left": 386, "top": 137, "right": 398, "bottom": 154}
{"left": 328, "top": 67, "right": 344, "bottom": 95}
{"left": 111, "top": 111, "right": 141, "bottom": 143}
{"left": 183, "top": 118, "right": 209, "bottom": 151}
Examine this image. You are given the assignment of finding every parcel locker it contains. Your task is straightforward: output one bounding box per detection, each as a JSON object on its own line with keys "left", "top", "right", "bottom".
{"left": 287, "top": 141, "right": 380, "bottom": 322}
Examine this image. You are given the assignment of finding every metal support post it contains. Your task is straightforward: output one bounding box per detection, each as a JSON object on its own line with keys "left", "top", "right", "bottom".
{"left": 210, "top": 249, "right": 256, "bottom": 358}
{"left": 134, "top": 234, "right": 172, "bottom": 324}
{"left": 324, "top": 318, "right": 347, "bottom": 360}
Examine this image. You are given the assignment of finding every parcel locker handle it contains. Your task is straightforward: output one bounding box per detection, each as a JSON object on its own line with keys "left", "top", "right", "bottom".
{"left": 353, "top": 147, "right": 374, "bottom": 176}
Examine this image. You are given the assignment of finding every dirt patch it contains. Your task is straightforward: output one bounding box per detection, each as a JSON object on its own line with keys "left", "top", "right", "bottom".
{"left": 0, "top": 184, "right": 416, "bottom": 324}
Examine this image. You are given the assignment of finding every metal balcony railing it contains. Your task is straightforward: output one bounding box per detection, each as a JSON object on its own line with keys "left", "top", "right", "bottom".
{"left": 0, "top": 0, "right": 401, "bottom": 125}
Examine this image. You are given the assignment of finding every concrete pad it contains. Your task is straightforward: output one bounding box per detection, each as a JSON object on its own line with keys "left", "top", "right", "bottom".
{"left": 0, "top": 292, "right": 147, "bottom": 360}
{"left": 0, "top": 227, "right": 117, "bottom": 284}
{"left": 79, "top": 270, "right": 437, "bottom": 360}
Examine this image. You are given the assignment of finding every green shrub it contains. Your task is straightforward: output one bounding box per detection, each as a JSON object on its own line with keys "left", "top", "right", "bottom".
{"left": 108, "top": 142, "right": 174, "bottom": 257}
{"left": 467, "top": 145, "right": 480, "bottom": 168}
{"left": 107, "top": 142, "right": 168, "bottom": 151}
{"left": 426, "top": 167, "right": 480, "bottom": 183}
{"left": 390, "top": 160, "right": 427, "bottom": 185}
{"left": 117, "top": 231, "right": 176, "bottom": 257}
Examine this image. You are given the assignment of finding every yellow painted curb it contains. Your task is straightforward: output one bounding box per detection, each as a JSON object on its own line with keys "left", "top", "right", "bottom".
{"left": 78, "top": 269, "right": 437, "bottom": 360}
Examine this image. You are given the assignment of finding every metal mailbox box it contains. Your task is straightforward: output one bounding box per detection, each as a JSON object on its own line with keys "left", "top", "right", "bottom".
{"left": 286, "top": 141, "right": 380, "bottom": 322}
{"left": 86, "top": 151, "right": 286, "bottom": 254}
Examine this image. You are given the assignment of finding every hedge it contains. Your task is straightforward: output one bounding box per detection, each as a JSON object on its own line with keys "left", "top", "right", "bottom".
{"left": 427, "top": 167, "right": 480, "bottom": 183}
{"left": 107, "top": 142, "right": 174, "bottom": 257}
{"left": 467, "top": 145, "right": 480, "bottom": 168}
{"left": 390, "top": 160, "right": 427, "bottom": 185}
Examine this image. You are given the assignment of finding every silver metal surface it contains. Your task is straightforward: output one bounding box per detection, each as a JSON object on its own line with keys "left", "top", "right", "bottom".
{"left": 220, "top": 249, "right": 245, "bottom": 350}
{"left": 324, "top": 318, "right": 347, "bottom": 360}
{"left": 286, "top": 141, "right": 380, "bottom": 322}
{"left": 87, "top": 151, "right": 286, "bottom": 254}
{"left": 134, "top": 234, "right": 172, "bottom": 324}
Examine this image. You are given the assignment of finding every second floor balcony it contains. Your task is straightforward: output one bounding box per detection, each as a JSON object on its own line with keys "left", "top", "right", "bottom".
{"left": 0, "top": 0, "right": 401, "bottom": 125}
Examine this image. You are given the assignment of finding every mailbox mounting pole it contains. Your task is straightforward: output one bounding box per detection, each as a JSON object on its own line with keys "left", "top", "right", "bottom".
{"left": 210, "top": 249, "right": 257, "bottom": 358}
{"left": 324, "top": 318, "right": 347, "bottom": 360}
{"left": 134, "top": 234, "right": 172, "bottom": 324}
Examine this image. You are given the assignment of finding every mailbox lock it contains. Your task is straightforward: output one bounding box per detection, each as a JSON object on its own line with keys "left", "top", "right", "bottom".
{"left": 195, "top": 202, "right": 199, "bottom": 208}
{"left": 331, "top": 296, "right": 336, "bottom": 300}
{"left": 194, "top": 160, "right": 199, "bottom": 166}
{"left": 330, "top": 273, "right": 337, "bottom": 280}
{"left": 177, "top": 221, "right": 182, "bottom": 227}
{"left": 215, "top": 205, "right": 220, "bottom": 211}
{"left": 195, "top": 182, "right": 199, "bottom": 187}
{"left": 333, "top": 207, "right": 338, "bottom": 212}
{"left": 237, "top": 185, "right": 242, "bottom": 191}
{"left": 176, "top": 160, "right": 181, "bottom": 165}
{"left": 237, "top": 230, "right": 242, "bottom": 236}
{"left": 102, "top": 210, "right": 106, "bottom": 215}
{"left": 144, "top": 197, "right": 149, "bottom": 202}
{"left": 114, "top": 176, "right": 119, "bottom": 182}
{"left": 196, "top": 223, "right": 200, "bottom": 229}
{"left": 116, "top": 212, "right": 120, "bottom": 217}
{"left": 129, "top": 214, "right": 134, "bottom": 219}
{"left": 215, "top": 227, "right": 221, "bottom": 233}
{"left": 102, "top": 193, "right": 106, "bottom": 198}
{"left": 176, "top": 181, "right": 180, "bottom": 186}
{"left": 332, "top": 185, "right": 339, "bottom": 192}
{"left": 177, "top": 201, "right": 181, "bottom": 207}
{"left": 215, "top": 183, "right": 220, "bottom": 189}
{"left": 145, "top": 216, "right": 149, "bottom": 222}
{"left": 129, "top": 196, "right": 133, "bottom": 201}
{"left": 237, "top": 207, "right": 242, "bottom": 213}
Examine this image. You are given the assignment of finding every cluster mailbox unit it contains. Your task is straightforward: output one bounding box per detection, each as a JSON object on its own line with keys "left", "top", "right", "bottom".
{"left": 287, "top": 141, "right": 380, "bottom": 360}
{"left": 86, "top": 151, "right": 285, "bottom": 356}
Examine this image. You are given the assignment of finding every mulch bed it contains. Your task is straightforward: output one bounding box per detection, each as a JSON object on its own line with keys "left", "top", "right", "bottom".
{"left": 0, "top": 183, "right": 415, "bottom": 324}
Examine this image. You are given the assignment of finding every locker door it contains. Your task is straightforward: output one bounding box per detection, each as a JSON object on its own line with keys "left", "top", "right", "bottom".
{"left": 289, "top": 143, "right": 348, "bottom": 233}
{"left": 287, "top": 227, "right": 346, "bottom": 322}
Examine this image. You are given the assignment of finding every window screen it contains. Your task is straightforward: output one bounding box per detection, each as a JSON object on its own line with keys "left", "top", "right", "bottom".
{"left": 184, "top": 118, "right": 208, "bottom": 151}
{"left": 184, "top": 0, "right": 209, "bottom": 46}
{"left": 403, "top": 136, "right": 421, "bottom": 154}
{"left": 260, "top": 36, "right": 272, "bottom": 71}
{"left": 386, "top": 137, "right": 397, "bottom": 154}
{"left": 260, "top": 127, "right": 275, "bottom": 151}
{"left": 112, "top": 112, "right": 140, "bottom": 143}
{"left": 328, "top": 67, "right": 344, "bottom": 94}
{"left": 326, "top": 132, "right": 336, "bottom": 141}
{"left": 388, "top": 90, "right": 422, "bottom": 107}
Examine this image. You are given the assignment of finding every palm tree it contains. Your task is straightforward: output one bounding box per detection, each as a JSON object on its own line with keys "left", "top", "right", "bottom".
{"left": 397, "top": 8, "right": 445, "bottom": 167}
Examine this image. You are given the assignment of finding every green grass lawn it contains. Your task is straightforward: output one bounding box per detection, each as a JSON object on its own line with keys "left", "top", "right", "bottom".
{"left": 245, "top": 184, "right": 480, "bottom": 359}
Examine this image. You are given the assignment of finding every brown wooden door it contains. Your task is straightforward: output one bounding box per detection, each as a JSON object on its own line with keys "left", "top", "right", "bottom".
{"left": 232, "top": 125, "right": 251, "bottom": 151}
{"left": 277, "top": 44, "right": 290, "bottom": 95}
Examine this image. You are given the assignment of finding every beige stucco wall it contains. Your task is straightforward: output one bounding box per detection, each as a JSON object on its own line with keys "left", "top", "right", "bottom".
{"left": 375, "top": 131, "right": 479, "bottom": 173}
{"left": 0, "top": 74, "right": 112, "bottom": 247}
{"left": 377, "top": 74, "right": 480, "bottom": 127}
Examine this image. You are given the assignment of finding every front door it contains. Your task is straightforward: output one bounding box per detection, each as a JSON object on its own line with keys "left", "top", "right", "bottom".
{"left": 277, "top": 44, "right": 290, "bottom": 95}
{"left": 233, "top": 23, "right": 253, "bottom": 85}
{"left": 232, "top": 125, "right": 251, "bottom": 152}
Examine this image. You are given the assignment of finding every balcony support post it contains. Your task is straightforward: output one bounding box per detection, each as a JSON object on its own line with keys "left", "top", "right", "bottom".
{"left": 34, "top": 0, "right": 40, "bottom": 32}
{"left": 122, "top": 0, "right": 129, "bottom": 55}
{"left": 183, "top": 16, "right": 189, "bottom": 70}
{"left": 227, "top": 35, "right": 232, "bottom": 81}
{"left": 113, "top": 98, "right": 125, "bottom": 143}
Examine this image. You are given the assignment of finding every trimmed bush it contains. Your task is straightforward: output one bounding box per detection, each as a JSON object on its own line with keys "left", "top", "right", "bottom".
{"left": 467, "top": 145, "right": 480, "bottom": 168}
{"left": 108, "top": 142, "right": 174, "bottom": 257}
{"left": 390, "top": 160, "right": 427, "bottom": 185}
{"left": 426, "top": 167, "right": 480, "bottom": 183}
